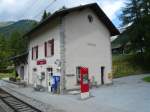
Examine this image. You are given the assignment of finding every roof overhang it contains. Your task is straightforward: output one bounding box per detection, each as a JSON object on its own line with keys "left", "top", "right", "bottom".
{"left": 10, "top": 52, "right": 28, "bottom": 65}
{"left": 24, "top": 3, "right": 120, "bottom": 38}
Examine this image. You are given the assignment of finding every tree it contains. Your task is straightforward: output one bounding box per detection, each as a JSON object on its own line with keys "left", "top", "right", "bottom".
{"left": 8, "top": 31, "right": 27, "bottom": 56}
{"left": 0, "top": 34, "right": 10, "bottom": 68}
{"left": 0, "top": 31, "right": 28, "bottom": 69}
{"left": 41, "top": 10, "right": 51, "bottom": 21}
{"left": 140, "top": 0, "right": 150, "bottom": 53}
{"left": 120, "top": 0, "right": 150, "bottom": 53}
{"left": 0, "top": 21, "right": 37, "bottom": 69}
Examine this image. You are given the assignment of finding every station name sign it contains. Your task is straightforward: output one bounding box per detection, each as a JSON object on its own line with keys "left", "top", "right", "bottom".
{"left": 37, "top": 59, "right": 46, "bottom": 65}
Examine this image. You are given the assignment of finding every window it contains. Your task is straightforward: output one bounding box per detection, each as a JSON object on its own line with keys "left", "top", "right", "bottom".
{"left": 76, "top": 66, "right": 81, "bottom": 85}
{"left": 32, "top": 46, "right": 38, "bottom": 60}
{"left": 47, "top": 68, "right": 53, "bottom": 76}
{"left": 45, "top": 39, "right": 54, "bottom": 57}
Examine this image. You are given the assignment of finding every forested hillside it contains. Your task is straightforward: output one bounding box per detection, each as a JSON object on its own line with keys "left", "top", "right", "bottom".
{"left": 0, "top": 21, "right": 14, "bottom": 28}
{"left": 0, "top": 20, "right": 37, "bottom": 37}
{"left": 0, "top": 20, "right": 37, "bottom": 69}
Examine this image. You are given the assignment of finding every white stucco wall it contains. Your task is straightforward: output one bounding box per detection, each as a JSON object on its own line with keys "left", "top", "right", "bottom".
{"left": 28, "top": 19, "right": 61, "bottom": 87}
{"left": 64, "top": 8, "right": 112, "bottom": 89}
{"left": 27, "top": 7, "right": 113, "bottom": 90}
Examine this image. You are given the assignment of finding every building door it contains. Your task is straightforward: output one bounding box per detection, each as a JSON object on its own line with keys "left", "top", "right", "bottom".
{"left": 20, "top": 66, "right": 24, "bottom": 80}
{"left": 47, "top": 68, "right": 53, "bottom": 92}
{"left": 101, "top": 66, "right": 105, "bottom": 85}
{"left": 76, "top": 66, "right": 81, "bottom": 85}
{"left": 32, "top": 68, "right": 37, "bottom": 86}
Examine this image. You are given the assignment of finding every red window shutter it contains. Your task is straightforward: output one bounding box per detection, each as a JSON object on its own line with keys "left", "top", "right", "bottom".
{"left": 36, "top": 46, "right": 38, "bottom": 59}
{"left": 44, "top": 42, "right": 47, "bottom": 57}
{"left": 51, "top": 39, "right": 54, "bottom": 56}
{"left": 32, "top": 47, "right": 33, "bottom": 60}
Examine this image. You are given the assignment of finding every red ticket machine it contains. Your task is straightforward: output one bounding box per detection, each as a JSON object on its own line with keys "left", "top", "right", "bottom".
{"left": 80, "top": 67, "right": 90, "bottom": 99}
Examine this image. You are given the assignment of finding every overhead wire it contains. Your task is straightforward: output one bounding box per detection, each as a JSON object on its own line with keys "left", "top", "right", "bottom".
{"left": 31, "top": 0, "right": 57, "bottom": 20}
{"left": 19, "top": 0, "right": 57, "bottom": 21}
{"left": 19, "top": 0, "right": 40, "bottom": 20}
{"left": 5, "top": 0, "right": 66, "bottom": 60}
{"left": 22, "top": 0, "right": 58, "bottom": 53}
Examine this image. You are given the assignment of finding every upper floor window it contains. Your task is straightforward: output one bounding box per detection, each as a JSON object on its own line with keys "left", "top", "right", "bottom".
{"left": 32, "top": 46, "right": 38, "bottom": 60}
{"left": 45, "top": 39, "right": 54, "bottom": 57}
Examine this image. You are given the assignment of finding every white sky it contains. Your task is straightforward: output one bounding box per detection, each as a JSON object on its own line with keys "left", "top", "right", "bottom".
{"left": 0, "top": 0, "right": 125, "bottom": 26}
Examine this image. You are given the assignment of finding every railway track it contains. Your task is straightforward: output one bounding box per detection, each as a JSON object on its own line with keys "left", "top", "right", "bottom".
{"left": 0, "top": 88, "right": 42, "bottom": 112}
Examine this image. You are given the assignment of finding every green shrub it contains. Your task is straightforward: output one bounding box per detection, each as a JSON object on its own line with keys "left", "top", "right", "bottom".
{"left": 0, "top": 69, "right": 16, "bottom": 79}
{"left": 16, "top": 76, "right": 21, "bottom": 81}
{"left": 0, "top": 69, "right": 13, "bottom": 73}
{"left": 143, "top": 76, "right": 150, "bottom": 82}
{"left": 12, "top": 70, "right": 16, "bottom": 77}
{"left": 9, "top": 77, "right": 16, "bottom": 82}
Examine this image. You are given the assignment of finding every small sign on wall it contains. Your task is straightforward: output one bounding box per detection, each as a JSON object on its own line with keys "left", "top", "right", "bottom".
{"left": 37, "top": 59, "right": 47, "bottom": 65}
{"left": 87, "top": 43, "right": 96, "bottom": 47}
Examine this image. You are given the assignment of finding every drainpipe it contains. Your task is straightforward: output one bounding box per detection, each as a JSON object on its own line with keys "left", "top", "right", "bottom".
{"left": 59, "top": 15, "right": 66, "bottom": 94}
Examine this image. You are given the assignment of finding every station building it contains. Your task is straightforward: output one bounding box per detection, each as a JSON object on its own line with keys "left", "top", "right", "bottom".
{"left": 14, "top": 3, "right": 119, "bottom": 92}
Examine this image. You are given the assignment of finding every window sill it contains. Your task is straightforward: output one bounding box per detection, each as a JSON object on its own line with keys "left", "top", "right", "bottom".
{"left": 45, "top": 55, "right": 54, "bottom": 58}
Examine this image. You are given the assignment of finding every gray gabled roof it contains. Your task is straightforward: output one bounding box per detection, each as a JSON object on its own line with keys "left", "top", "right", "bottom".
{"left": 24, "top": 3, "right": 120, "bottom": 37}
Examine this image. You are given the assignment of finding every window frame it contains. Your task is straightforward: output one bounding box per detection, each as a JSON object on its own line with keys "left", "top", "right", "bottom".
{"left": 76, "top": 66, "right": 81, "bottom": 85}
{"left": 32, "top": 46, "right": 38, "bottom": 60}
{"left": 44, "top": 38, "right": 54, "bottom": 57}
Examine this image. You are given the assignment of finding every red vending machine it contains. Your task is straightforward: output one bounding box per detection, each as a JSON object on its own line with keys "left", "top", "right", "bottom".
{"left": 80, "top": 67, "right": 90, "bottom": 99}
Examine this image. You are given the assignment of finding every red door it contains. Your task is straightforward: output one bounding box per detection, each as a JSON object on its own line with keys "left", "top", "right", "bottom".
{"left": 80, "top": 67, "right": 89, "bottom": 93}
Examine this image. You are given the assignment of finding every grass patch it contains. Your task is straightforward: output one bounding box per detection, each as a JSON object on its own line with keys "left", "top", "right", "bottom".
{"left": 0, "top": 73, "right": 15, "bottom": 79}
{"left": 113, "top": 54, "right": 150, "bottom": 78}
{"left": 143, "top": 76, "right": 150, "bottom": 82}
